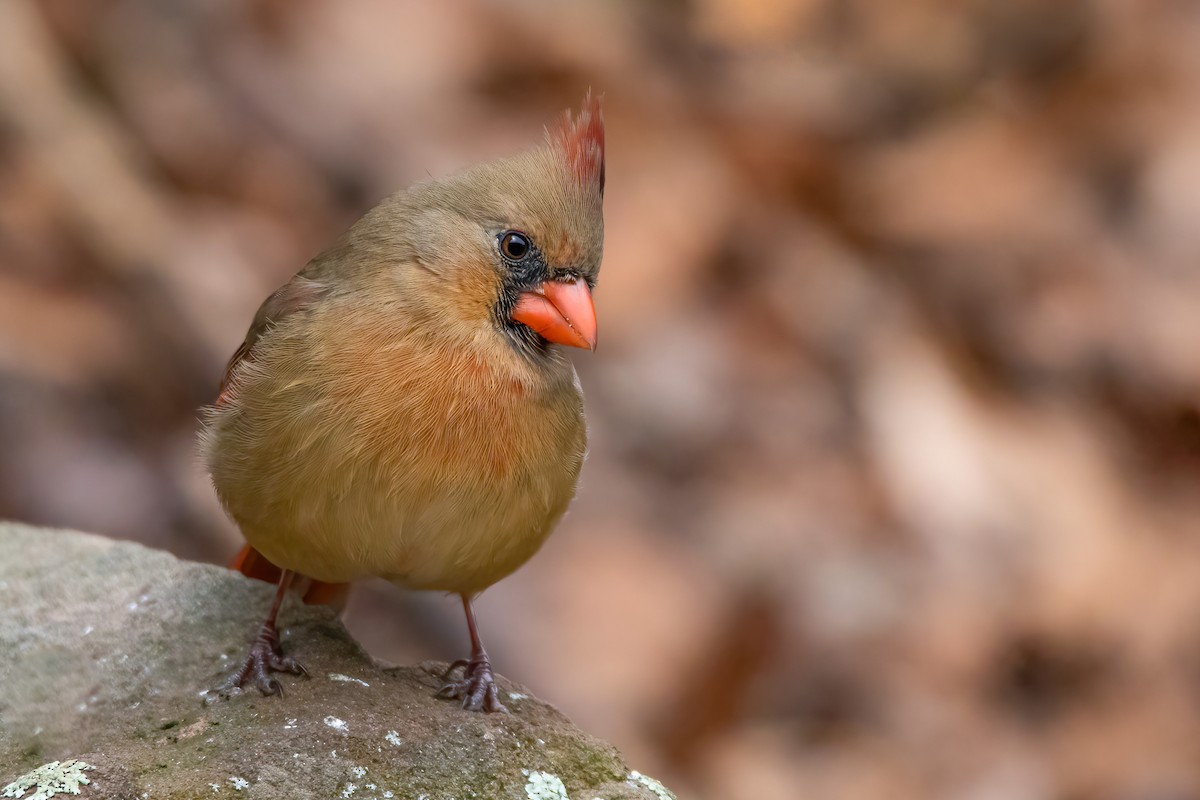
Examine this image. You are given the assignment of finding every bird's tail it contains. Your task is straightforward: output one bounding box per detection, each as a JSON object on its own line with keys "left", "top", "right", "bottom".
{"left": 230, "top": 545, "right": 351, "bottom": 613}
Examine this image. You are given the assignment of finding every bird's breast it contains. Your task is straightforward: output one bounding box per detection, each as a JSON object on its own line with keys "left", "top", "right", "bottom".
{"left": 207, "top": 315, "right": 587, "bottom": 591}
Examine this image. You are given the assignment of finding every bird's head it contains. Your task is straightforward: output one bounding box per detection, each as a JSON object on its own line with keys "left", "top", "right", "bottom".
{"left": 365, "top": 93, "right": 604, "bottom": 358}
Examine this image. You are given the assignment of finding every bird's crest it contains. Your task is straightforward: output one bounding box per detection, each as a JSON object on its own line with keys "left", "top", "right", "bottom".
{"left": 548, "top": 91, "right": 605, "bottom": 199}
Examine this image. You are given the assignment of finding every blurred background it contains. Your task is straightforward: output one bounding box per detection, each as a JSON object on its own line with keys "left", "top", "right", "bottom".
{"left": 2, "top": 0, "right": 1200, "bottom": 797}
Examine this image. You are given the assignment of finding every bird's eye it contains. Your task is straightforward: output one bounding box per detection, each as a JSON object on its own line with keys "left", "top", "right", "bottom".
{"left": 499, "top": 231, "right": 532, "bottom": 261}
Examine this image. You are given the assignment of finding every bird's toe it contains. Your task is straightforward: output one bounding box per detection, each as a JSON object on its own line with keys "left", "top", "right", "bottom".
{"left": 211, "top": 635, "right": 303, "bottom": 701}
{"left": 436, "top": 657, "right": 508, "bottom": 713}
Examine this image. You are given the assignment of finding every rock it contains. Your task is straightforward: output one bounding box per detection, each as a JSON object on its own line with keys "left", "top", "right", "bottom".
{"left": 0, "top": 524, "right": 673, "bottom": 800}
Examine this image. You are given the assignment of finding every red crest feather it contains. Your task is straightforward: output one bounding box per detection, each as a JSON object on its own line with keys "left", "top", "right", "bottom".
{"left": 549, "top": 91, "right": 605, "bottom": 198}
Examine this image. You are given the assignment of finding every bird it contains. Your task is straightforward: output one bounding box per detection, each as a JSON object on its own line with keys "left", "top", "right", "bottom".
{"left": 199, "top": 93, "right": 604, "bottom": 713}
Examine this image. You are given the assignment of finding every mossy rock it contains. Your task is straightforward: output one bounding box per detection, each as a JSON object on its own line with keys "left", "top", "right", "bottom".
{"left": 0, "top": 524, "right": 674, "bottom": 800}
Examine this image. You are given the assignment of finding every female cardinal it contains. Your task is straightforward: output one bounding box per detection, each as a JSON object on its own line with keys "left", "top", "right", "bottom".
{"left": 200, "top": 94, "right": 604, "bottom": 713}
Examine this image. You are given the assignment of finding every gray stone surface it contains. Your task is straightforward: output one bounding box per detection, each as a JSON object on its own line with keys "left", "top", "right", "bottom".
{"left": 0, "top": 524, "right": 674, "bottom": 800}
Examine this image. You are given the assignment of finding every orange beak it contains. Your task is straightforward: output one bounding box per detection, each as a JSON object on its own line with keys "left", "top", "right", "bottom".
{"left": 512, "top": 279, "right": 597, "bottom": 351}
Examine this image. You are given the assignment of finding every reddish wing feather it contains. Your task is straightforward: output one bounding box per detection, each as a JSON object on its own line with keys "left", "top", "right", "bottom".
{"left": 231, "top": 545, "right": 350, "bottom": 611}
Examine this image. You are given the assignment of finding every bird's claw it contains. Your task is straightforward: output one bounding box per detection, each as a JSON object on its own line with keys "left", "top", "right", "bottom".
{"left": 214, "top": 624, "right": 306, "bottom": 699}
{"left": 440, "top": 658, "right": 471, "bottom": 678}
{"left": 437, "top": 656, "right": 509, "bottom": 713}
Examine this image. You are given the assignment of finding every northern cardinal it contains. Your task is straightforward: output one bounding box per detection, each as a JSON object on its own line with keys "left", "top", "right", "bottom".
{"left": 200, "top": 94, "right": 604, "bottom": 712}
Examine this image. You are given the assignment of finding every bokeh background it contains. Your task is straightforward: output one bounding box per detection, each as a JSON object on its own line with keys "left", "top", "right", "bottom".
{"left": 3, "top": 1, "right": 1200, "bottom": 798}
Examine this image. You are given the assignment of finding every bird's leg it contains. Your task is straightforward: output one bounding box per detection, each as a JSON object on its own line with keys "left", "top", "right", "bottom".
{"left": 217, "top": 569, "right": 307, "bottom": 697}
{"left": 437, "top": 594, "right": 509, "bottom": 713}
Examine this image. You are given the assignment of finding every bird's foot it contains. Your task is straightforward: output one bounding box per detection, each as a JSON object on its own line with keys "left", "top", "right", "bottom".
{"left": 436, "top": 655, "right": 509, "bottom": 713}
{"left": 216, "top": 623, "right": 307, "bottom": 698}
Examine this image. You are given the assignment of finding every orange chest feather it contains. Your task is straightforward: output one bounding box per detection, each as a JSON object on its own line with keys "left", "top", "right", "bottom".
{"left": 322, "top": 340, "right": 583, "bottom": 484}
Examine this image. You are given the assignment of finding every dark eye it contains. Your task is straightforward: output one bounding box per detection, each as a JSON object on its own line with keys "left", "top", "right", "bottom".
{"left": 499, "top": 231, "right": 532, "bottom": 261}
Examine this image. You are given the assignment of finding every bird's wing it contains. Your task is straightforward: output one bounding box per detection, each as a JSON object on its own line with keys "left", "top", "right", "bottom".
{"left": 217, "top": 274, "right": 327, "bottom": 404}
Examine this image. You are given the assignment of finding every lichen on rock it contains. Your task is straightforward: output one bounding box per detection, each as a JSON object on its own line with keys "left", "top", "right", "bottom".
{"left": 2, "top": 760, "right": 94, "bottom": 800}
{"left": 628, "top": 771, "right": 676, "bottom": 800}
{"left": 524, "top": 770, "right": 570, "bottom": 800}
